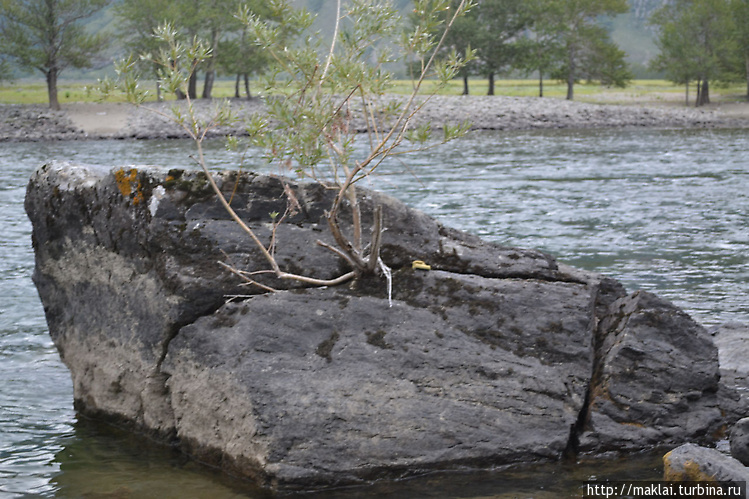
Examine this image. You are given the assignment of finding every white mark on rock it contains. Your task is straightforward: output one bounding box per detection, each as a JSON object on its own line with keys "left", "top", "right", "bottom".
{"left": 149, "top": 185, "right": 166, "bottom": 217}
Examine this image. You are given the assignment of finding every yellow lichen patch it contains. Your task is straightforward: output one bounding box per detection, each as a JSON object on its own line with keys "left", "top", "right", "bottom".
{"left": 114, "top": 168, "right": 144, "bottom": 205}
{"left": 621, "top": 421, "right": 646, "bottom": 428}
{"left": 663, "top": 455, "right": 717, "bottom": 482}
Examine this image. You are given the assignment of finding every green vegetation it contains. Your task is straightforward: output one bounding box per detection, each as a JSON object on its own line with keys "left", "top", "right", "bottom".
{"left": 650, "top": 0, "right": 737, "bottom": 106}
{"left": 3, "top": 0, "right": 749, "bottom": 108}
{"left": 103, "top": 0, "right": 473, "bottom": 292}
{"left": 430, "top": 0, "right": 631, "bottom": 100}
{"left": 0, "top": 0, "right": 111, "bottom": 110}
{"left": 732, "top": 0, "right": 749, "bottom": 98}
{"left": 4, "top": 78, "right": 748, "bottom": 106}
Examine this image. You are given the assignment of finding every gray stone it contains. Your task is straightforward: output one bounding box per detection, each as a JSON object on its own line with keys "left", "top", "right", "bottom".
{"left": 579, "top": 291, "right": 724, "bottom": 453}
{"left": 2, "top": 96, "right": 737, "bottom": 143}
{"left": 731, "top": 418, "right": 749, "bottom": 467}
{"left": 712, "top": 323, "right": 749, "bottom": 415}
{"left": 24, "top": 162, "right": 734, "bottom": 491}
{"left": 664, "top": 443, "right": 749, "bottom": 494}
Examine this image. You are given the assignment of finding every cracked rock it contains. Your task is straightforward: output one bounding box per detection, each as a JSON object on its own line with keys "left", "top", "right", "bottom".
{"left": 25, "top": 162, "right": 735, "bottom": 491}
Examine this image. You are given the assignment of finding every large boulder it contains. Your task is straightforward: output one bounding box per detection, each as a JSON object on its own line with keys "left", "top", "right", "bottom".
{"left": 578, "top": 291, "right": 724, "bottom": 453}
{"left": 664, "top": 443, "right": 749, "bottom": 487}
{"left": 25, "top": 162, "right": 729, "bottom": 491}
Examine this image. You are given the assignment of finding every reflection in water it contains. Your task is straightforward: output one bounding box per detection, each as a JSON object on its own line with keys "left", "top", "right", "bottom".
{"left": 51, "top": 419, "right": 266, "bottom": 499}
{"left": 1, "top": 129, "right": 747, "bottom": 497}
{"left": 49, "top": 419, "right": 663, "bottom": 499}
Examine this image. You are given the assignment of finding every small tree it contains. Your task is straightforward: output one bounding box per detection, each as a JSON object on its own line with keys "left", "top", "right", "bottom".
{"left": 216, "top": 2, "right": 276, "bottom": 100}
{"left": 650, "top": 0, "right": 735, "bottom": 106}
{"left": 0, "top": 0, "right": 110, "bottom": 110}
{"left": 541, "top": 0, "right": 629, "bottom": 101}
{"left": 473, "top": 0, "right": 533, "bottom": 96}
{"left": 114, "top": 0, "right": 181, "bottom": 102}
{"left": 578, "top": 24, "right": 632, "bottom": 88}
{"left": 431, "top": 0, "right": 480, "bottom": 95}
{"left": 106, "top": 0, "right": 473, "bottom": 296}
{"left": 516, "top": 0, "right": 565, "bottom": 98}
{"left": 731, "top": 0, "right": 749, "bottom": 100}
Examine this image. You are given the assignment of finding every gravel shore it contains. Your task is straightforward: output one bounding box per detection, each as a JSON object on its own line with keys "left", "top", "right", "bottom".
{"left": 1, "top": 94, "right": 747, "bottom": 142}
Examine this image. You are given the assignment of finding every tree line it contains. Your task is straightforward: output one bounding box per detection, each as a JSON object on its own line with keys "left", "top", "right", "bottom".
{"left": 1, "top": 0, "right": 748, "bottom": 110}
{"left": 650, "top": 0, "right": 749, "bottom": 106}
{"left": 434, "top": 0, "right": 631, "bottom": 101}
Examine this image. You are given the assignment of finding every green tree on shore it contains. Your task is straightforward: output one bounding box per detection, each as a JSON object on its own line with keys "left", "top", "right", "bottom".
{"left": 116, "top": 0, "right": 269, "bottom": 100}
{"left": 650, "top": 0, "right": 735, "bottom": 106}
{"left": 215, "top": 0, "right": 274, "bottom": 99}
{"left": 516, "top": 0, "right": 565, "bottom": 97}
{"left": 541, "top": 0, "right": 630, "bottom": 100}
{"left": 435, "top": 0, "right": 480, "bottom": 94}
{"left": 114, "top": 0, "right": 180, "bottom": 101}
{"left": 0, "top": 0, "right": 110, "bottom": 110}
{"left": 474, "top": 0, "right": 533, "bottom": 96}
{"left": 431, "top": 0, "right": 531, "bottom": 96}
{"left": 730, "top": 0, "right": 749, "bottom": 100}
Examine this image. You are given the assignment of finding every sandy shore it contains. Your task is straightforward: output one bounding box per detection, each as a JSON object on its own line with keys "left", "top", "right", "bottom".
{"left": 2, "top": 95, "right": 749, "bottom": 142}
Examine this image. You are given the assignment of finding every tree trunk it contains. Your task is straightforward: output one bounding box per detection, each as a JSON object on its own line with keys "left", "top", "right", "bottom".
{"left": 487, "top": 72, "right": 495, "bottom": 96}
{"left": 746, "top": 55, "right": 749, "bottom": 101}
{"left": 701, "top": 79, "right": 710, "bottom": 105}
{"left": 695, "top": 79, "right": 701, "bottom": 107}
{"left": 202, "top": 28, "right": 220, "bottom": 99}
{"left": 244, "top": 74, "right": 251, "bottom": 99}
{"left": 46, "top": 68, "right": 60, "bottom": 111}
{"left": 696, "top": 79, "right": 710, "bottom": 107}
{"left": 188, "top": 70, "right": 198, "bottom": 99}
{"left": 462, "top": 75, "right": 469, "bottom": 95}
{"left": 169, "top": 59, "right": 187, "bottom": 99}
{"left": 202, "top": 70, "right": 215, "bottom": 99}
{"left": 566, "top": 48, "right": 575, "bottom": 101}
{"left": 539, "top": 71, "right": 544, "bottom": 97}
{"left": 235, "top": 74, "right": 241, "bottom": 98}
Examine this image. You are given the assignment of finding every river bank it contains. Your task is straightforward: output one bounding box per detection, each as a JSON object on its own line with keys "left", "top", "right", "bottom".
{"left": 2, "top": 94, "right": 749, "bottom": 142}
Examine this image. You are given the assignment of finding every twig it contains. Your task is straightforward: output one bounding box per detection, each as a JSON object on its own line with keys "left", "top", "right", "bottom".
{"left": 320, "top": 0, "right": 342, "bottom": 83}
{"left": 218, "top": 261, "right": 278, "bottom": 293}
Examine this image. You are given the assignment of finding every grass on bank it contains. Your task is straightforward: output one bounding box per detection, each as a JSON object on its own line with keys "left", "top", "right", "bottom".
{"left": 1, "top": 78, "right": 748, "bottom": 107}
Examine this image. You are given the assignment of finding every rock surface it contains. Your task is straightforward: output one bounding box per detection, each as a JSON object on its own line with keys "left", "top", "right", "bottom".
{"left": 664, "top": 443, "right": 749, "bottom": 487}
{"left": 578, "top": 291, "right": 724, "bottom": 454}
{"left": 25, "top": 162, "right": 734, "bottom": 490}
{"left": 713, "top": 323, "right": 749, "bottom": 416}
{"left": 0, "top": 104, "right": 86, "bottom": 141}
{"left": 731, "top": 418, "right": 749, "bottom": 467}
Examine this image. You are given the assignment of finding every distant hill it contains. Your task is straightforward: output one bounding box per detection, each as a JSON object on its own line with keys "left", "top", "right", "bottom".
{"left": 63, "top": 0, "right": 667, "bottom": 80}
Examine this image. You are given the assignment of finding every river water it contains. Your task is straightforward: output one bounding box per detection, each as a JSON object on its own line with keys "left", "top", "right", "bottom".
{"left": 1, "top": 128, "right": 747, "bottom": 497}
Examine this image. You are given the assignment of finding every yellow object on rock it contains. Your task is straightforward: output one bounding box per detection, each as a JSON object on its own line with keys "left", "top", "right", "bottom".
{"left": 412, "top": 260, "right": 431, "bottom": 270}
